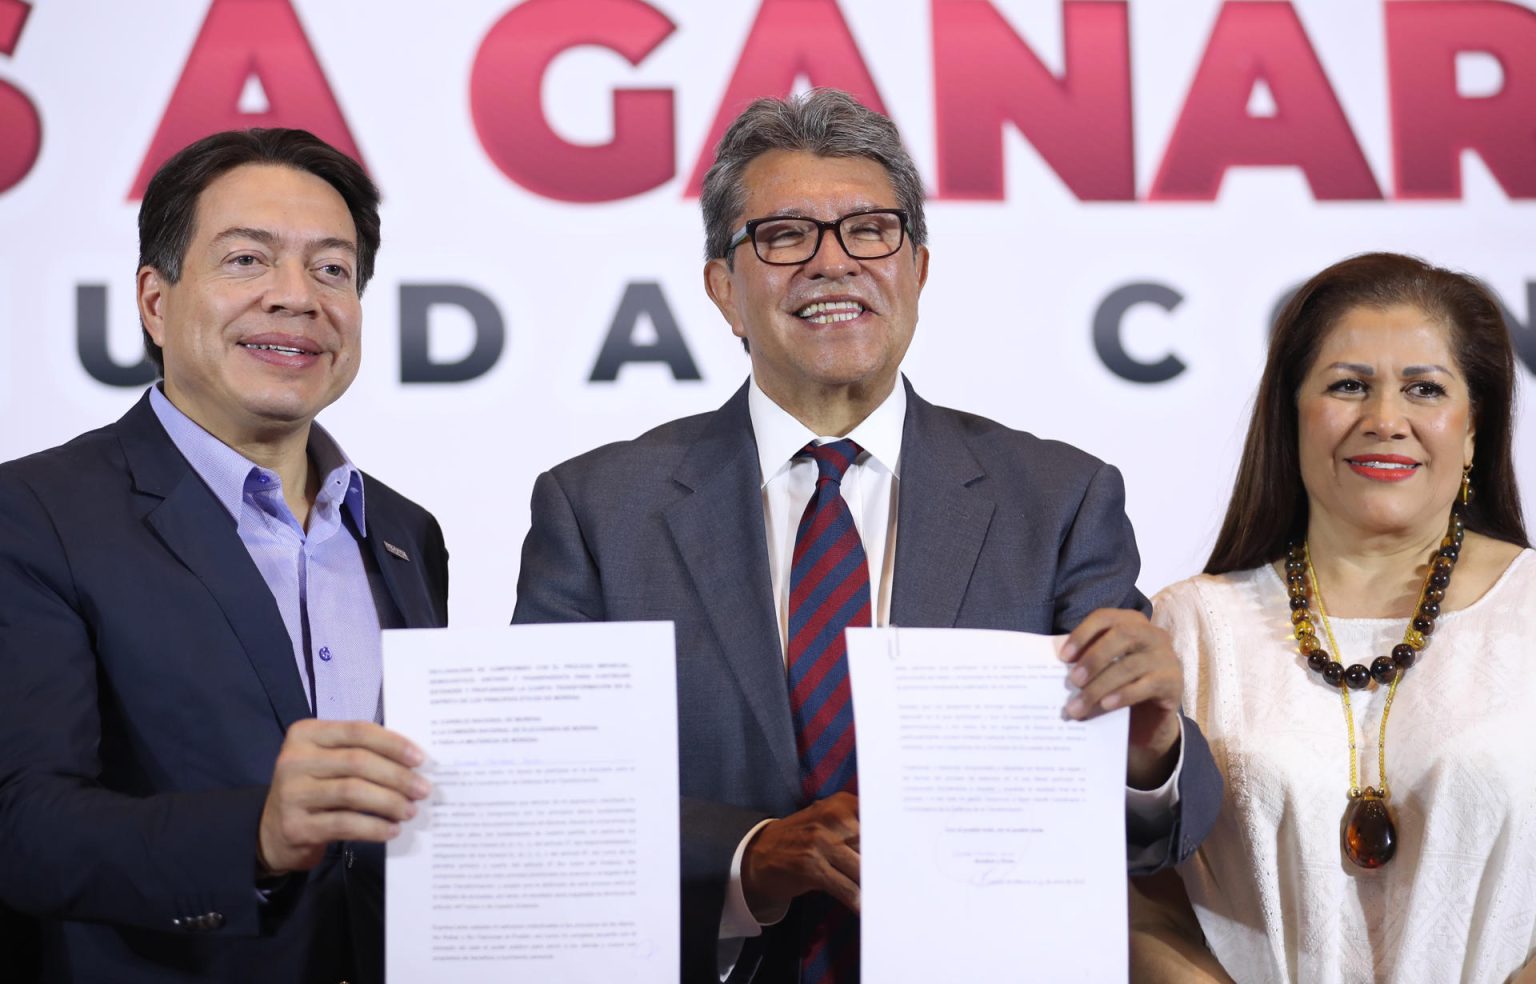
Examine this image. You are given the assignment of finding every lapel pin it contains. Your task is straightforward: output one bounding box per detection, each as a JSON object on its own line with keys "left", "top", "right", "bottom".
{"left": 383, "top": 541, "right": 411, "bottom": 562}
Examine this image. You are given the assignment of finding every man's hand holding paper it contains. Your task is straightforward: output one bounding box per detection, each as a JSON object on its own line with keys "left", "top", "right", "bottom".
{"left": 1059, "top": 609, "right": 1186, "bottom": 790}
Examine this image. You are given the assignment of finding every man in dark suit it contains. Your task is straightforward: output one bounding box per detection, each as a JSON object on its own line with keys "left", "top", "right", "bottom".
{"left": 0, "top": 129, "right": 445, "bottom": 982}
{"left": 513, "top": 90, "right": 1222, "bottom": 983}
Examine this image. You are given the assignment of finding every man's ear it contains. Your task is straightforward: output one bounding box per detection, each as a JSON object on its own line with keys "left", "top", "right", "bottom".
{"left": 913, "top": 244, "right": 930, "bottom": 293}
{"left": 703, "top": 258, "right": 746, "bottom": 341}
{"left": 137, "top": 266, "right": 168, "bottom": 347}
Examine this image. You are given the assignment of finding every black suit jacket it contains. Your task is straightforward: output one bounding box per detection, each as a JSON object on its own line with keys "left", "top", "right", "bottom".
{"left": 0, "top": 394, "right": 449, "bottom": 983}
{"left": 513, "top": 379, "right": 1222, "bottom": 982}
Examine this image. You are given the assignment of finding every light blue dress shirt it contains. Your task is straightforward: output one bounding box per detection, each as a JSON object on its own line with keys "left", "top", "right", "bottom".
{"left": 149, "top": 386, "right": 401, "bottom": 723}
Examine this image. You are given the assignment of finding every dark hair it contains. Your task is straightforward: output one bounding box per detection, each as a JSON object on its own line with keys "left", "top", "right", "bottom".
{"left": 699, "top": 88, "right": 926, "bottom": 262}
{"left": 137, "top": 128, "right": 381, "bottom": 375}
{"left": 1206, "top": 252, "right": 1528, "bottom": 574}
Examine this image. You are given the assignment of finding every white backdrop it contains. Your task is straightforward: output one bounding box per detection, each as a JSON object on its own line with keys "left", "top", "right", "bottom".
{"left": 1, "top": 0, "right": 1532, "bottom": 626}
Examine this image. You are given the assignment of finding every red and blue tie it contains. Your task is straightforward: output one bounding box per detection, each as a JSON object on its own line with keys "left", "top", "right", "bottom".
{"left": 787, "top": 439, "right": 869, "bottom": 983}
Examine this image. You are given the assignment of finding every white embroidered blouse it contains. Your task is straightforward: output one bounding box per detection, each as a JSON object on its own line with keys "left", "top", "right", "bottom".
{"left": 1153, "top": 550, "right": 1536, "bottom": 983}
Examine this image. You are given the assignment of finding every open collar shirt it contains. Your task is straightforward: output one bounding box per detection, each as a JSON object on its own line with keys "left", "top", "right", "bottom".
{"left": 149, "top": 385, "right": 401, "bottom": 724}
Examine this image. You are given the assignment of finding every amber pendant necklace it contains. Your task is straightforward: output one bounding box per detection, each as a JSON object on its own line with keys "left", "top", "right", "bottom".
{"left": 1283, "top": 498, "right": 1465, "bottom": 870}
{"left": 1306, "top": 566, "right": 1402, "bottom": 870}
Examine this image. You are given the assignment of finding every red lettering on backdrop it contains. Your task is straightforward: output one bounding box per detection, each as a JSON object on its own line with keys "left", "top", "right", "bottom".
{"left": 1387, "top": 1, "right": 1536, "bottom": 199}
{"left": 1149, "top": 1, "right": 1381, "bottom": 201}
{"left": 933, "top": 0, "right": 1133, "bottom": 201}
{"left": 471, "top": 0, "right": 675, "bottom": 203}
{"left": 129, "top": 0, "right": 365, "bottom": 200}
{"left": 684, "top": 0, "right": 888, "bottom": 197}
{"left": 0, "top": 0, "right": 41, "bottom": 195}
{"left": 0, "top": 0, "right": 27, "bottom": 54}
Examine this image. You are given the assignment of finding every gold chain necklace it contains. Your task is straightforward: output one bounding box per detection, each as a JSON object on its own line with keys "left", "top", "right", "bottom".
{"left": 1306, "top": 550, "right": 1408, "bottom": 868}
{"left": 1283, "top": 500, "right": 1465, "bottom": 869}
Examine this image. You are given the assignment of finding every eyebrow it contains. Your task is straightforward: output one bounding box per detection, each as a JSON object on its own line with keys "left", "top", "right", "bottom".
{"left": 754, "top": 204, "right": 890, "bottom": 221}
{"left": 1325, "top": 361, "right": 1454, "bottom": 377}
{"left": 210, "top": 227, "right": 357, "bottom": 256}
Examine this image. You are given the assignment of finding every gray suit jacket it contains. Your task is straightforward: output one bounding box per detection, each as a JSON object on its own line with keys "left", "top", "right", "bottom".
{"left": 513, "top": 378, "right": 1221, "bottom": 982}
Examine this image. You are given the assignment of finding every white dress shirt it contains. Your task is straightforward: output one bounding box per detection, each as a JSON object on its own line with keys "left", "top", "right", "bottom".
{"left": 754, "top": 378, "right": 906, "bottom": 653}
{"left": 715, "top": 378, "right": 904, "bottom": 974}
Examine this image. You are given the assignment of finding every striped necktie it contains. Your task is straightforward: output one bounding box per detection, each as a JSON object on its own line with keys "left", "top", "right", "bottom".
{"left": 787, "top": 438, "right": 869, "bottom": 984}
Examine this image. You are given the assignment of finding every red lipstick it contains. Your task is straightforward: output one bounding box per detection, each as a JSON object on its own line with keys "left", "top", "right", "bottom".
{"left": 1345, "top": 455, "right": 1420, "bottom": 483}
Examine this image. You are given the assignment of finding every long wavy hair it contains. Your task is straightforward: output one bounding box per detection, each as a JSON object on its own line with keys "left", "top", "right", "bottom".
{"left": 1206, "top": 252, "right": 1529, "bottom": 574}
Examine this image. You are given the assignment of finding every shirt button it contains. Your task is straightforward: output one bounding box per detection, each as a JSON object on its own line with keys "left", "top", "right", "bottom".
{"left": 319, "top": 646, "right": 333, "bottom": 662}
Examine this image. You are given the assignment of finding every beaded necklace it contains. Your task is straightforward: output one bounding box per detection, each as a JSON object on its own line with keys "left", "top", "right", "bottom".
{"left": 1282, "top": 500, "right": 1465, "bottom": 870}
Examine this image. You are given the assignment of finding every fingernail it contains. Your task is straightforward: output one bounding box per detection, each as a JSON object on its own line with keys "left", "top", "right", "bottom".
{"left": 1059, "top": 642, "right": 1077, "bottom": 663}
{"left": 1065, "top": 698, "right": 1085, "bottom": 718}
{"left": 387, "top": 823, "right": 401, "bottom": 838}
{"left": 405, "top": 803, "right": 417, "bottom": 819}
{"left": 412, "top": 778, "right": 432, "bottom": 799}
{"left": 404, "top": 744, "right": 425, "bottom": 767}
{"left": 1101, "top": 693, "right": 1121, "bottom": 710}
{"left": 1069, "top": 666, "right": 1087, "bottom": 686}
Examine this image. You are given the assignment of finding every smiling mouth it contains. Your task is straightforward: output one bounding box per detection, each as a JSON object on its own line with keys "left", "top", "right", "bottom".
{"left": 796, "top": 300, "right": 865, "bottom": 324}
{"left": 240, "top": 342, "right": 311, "bottom": 356}
{"left": 1346, "top": 457, "right": 1421, "bottom": 481}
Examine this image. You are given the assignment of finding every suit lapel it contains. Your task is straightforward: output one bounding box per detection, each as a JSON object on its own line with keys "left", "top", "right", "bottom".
{"left": 361, "top": 504, "right": 434, "bottom": 629}
{"left": 664, "top": 383, "right": 802, "bottom": 803}
{"left": 117, "top": 395, "right": 313, "bottom": 730}
{"left": 890, "top": 380, "right": 995, "bottom": 628}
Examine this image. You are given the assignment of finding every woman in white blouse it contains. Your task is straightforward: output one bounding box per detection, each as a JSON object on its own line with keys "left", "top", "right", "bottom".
{"left": 1131, "top": 253, "right": 1535, "bottom": 983}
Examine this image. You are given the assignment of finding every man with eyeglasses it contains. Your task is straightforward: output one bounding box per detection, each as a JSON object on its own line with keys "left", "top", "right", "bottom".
{"left": 513, "top": 89, "right": 1221, "bottom": 983}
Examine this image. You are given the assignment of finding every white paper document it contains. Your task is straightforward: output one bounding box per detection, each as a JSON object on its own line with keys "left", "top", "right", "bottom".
{"left": 382, "top": 622, "right": 679, "bottom": 982}
{"left": 847, "top": 627, "right": 1130, "bottom": 982}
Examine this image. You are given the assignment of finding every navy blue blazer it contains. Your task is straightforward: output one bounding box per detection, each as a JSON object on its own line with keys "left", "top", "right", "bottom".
{"left": 0, "top": 393, "right": 449, "bottom": 983}
{"left": 513, "top": 378, "right": 1223, "bottom": 983}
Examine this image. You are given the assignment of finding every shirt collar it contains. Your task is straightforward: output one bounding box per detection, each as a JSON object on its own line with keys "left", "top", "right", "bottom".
{"left": 748, "top": 375, "right": 906, "bottom": 487}
{"left": 148, "top": 385, "right": 367, "bottom": 530}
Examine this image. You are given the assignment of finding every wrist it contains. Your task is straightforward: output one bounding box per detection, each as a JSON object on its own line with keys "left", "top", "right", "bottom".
{"left": 1128, "top": 719, "right": 1181, "bottom": 790}
{"left": 255, "top": 832, "right": 290, "bottom": 880}
{"left": 740, "top": 821, "right": 781, "bottom": 922}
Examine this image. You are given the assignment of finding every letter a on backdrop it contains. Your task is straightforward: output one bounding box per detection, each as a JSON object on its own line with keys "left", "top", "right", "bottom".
{"left": 129, "top": 0, "right": 366, "bottom": 199}
{"left": 685, "top": 0, "right": 888, "bottom": 195}
{"left": 1149, "top": 1, "right": 1381, "bottom": 201}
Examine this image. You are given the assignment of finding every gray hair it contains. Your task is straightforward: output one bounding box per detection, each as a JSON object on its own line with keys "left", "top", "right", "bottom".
{"left": 700, "top": 88, "right": 927, "bottom": 261}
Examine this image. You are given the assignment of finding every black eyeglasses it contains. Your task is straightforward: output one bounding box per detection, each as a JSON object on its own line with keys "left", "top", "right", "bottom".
{"left": 726, "top": 208, "right": 910, "bottom": 265}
